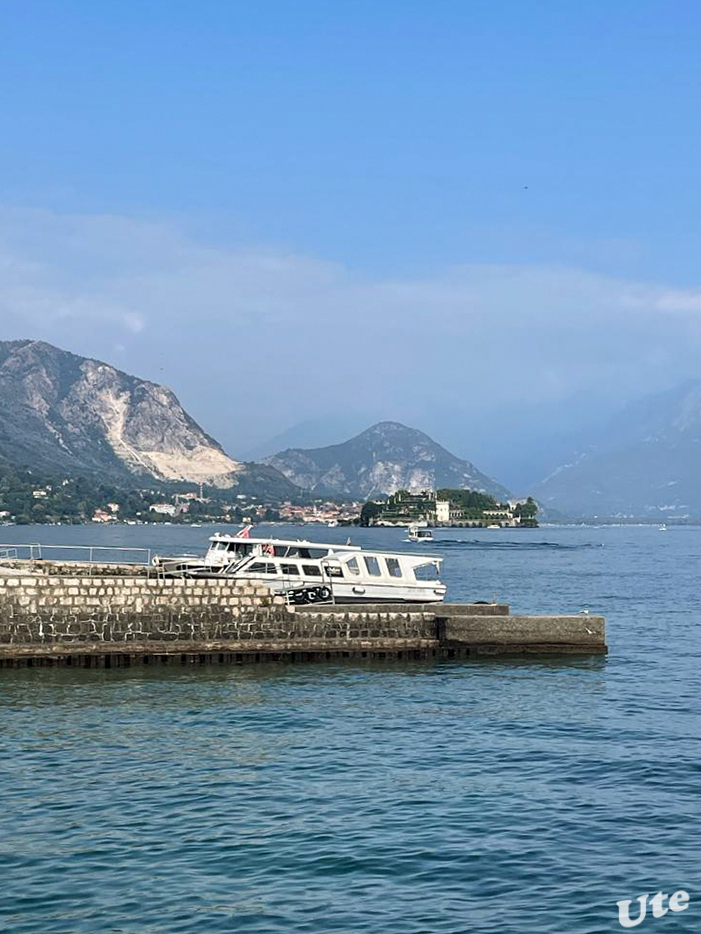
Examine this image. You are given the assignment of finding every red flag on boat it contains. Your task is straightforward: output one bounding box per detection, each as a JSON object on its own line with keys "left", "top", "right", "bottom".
{"left": 236, "top": 525, "right": 251, "bottom": 538}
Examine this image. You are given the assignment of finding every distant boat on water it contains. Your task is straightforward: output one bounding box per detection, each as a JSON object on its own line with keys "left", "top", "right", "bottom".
{"left": 407, "top": 524, "right": 434, "bottom": 543}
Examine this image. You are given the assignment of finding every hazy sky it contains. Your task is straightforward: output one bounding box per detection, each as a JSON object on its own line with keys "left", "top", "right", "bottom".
{"left": 2, "top": 1, "right": 701, "bottom": 486}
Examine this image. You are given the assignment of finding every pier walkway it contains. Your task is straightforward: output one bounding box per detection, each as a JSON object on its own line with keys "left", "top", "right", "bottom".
{"left": 0, "top": 560, "right": 606, "bottom": 667}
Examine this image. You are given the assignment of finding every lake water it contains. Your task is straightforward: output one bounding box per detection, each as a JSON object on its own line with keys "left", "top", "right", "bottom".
{"left": 1, "top": 524, "right": 699, "bottom": 933}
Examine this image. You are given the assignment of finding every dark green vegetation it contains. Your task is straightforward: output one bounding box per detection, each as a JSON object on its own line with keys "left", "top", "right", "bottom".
{"left": 359, "top": 501, "right": 385, "bottom": 526}
{"left": 512, "top": 497, "right": 538, "bottom": 525}
{"left": 360, "top": 489, "right": 538, "bottom": 527}
{"left": 435, "top": 488, "right": 501, "bottom": 516}
{"left": 0, "top": 469, "right": 156, "bottom": 525}
{"left": 0, "top": 467, "right": 282, "bottom": 526}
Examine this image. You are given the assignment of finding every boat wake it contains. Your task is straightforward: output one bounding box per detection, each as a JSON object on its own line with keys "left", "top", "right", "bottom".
{"left": 430, "top": 539, "right": 603, "bottom": 550}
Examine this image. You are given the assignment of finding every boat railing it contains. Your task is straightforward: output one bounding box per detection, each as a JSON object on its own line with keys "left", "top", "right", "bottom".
{"left": 0, "top": 543, "right": 153, "bottom": 576}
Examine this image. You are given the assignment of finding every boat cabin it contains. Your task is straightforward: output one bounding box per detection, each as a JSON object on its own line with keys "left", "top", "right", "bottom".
{"left": 192, "top": 533, "right": 446, "bottom": 602}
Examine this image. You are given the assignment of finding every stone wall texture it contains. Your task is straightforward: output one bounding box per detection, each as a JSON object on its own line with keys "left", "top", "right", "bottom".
{"left": 0, "top": 569, "right": 606, "bottom": 664}
{"left": 0, "top": 573, "right": 438, "bottom": 653}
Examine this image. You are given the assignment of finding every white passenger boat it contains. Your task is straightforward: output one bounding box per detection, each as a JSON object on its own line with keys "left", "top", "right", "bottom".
{"left": 407, "top": 523, "right": 434, "bottom": 543}
{"left": 153, "top": 530, "right": 446, "bottom": 604}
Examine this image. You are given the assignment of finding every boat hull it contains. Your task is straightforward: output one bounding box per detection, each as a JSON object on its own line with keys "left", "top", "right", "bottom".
{"left": 329, "top": 594, "right": 444, "bottom": 604}
{"left": 154, "top": 567, "right": 444, "bottom": 603}
{"left": 152, "top": 533, "right": 447, "bottom": 604}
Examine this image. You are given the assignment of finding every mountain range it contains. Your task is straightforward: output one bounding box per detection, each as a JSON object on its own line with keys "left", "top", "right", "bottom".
{"left": 0, "top": 340, "right": 296, "bottom": 497}
{"left": 534, "top": 381, "right": 701, "bottom": 518}
{"left": 0, "top": 341, "right": 509, "bottom": 503}
{"left": 263, "top": 421, "right": 511, "bottom": 500}
{"left": 5, "top": 339, "right": 701, "bottom": 518}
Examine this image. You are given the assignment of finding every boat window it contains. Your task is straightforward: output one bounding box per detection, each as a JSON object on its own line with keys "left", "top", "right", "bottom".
{"left": 345, "top": 557, "right": 360, "bottom": 576}
{"left": 298, "top": 548, "right": 328, "bottom": 560}
{"left": 414, "top": 563, "right": 439, "bottom": 581}
{"left": 364, "top": 556, "right": 382, "bottom": 577}
{"left": 248, "top": 562, "right": 277, "bottom": 574}
{"left": 385, "top": 558, "right": 403, "bottom": 578}
{"left": 302, "top": 565, "right": 322, "bottom": 577}
{"left": 226, "top": 542, "right": 253, "bottom": 555}
{"left": 211, "top": 541, "right": 227, "bottom": 551}
{"left": 281, "top": 563, "right": 299, "bottom": 575}
{"left": 326, "top": 566, "right": 343, "bottom": 578}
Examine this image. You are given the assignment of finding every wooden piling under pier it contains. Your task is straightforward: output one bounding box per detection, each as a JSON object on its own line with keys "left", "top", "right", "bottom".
{"left": 0, "top": 563, "right": 607, "bottom": 667}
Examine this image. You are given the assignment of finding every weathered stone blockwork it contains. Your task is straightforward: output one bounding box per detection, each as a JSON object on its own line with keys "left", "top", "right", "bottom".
{"left": 0, "top": 573, "right": 439, "bottom": 662}
{"left": 0, "top": 568, "right": 607, "bottom": 667}
{"left": 0, "top": 575, "right": 280, "bottom": 645}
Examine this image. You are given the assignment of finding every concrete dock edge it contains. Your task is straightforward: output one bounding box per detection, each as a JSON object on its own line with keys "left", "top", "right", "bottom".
{"left": 0, "top": 566, "right": 607, "bottom": 667}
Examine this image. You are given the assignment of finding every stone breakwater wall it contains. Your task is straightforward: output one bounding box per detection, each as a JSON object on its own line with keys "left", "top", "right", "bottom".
{"left": 0, "top": 572, "right": 438, "bottom": 665}
{"left": 0, "top": 565, "right": 607, "bottom": 667}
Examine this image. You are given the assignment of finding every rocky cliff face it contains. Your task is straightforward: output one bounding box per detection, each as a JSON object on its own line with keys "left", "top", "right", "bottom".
{"left": 533, "top": 381, "right": 701, "bottom": 517}
{"left": 264, "top": 421, "right": 510, "bottom": 499}
{"left": 0, "top": 340, "right": 272, "bottom": 489}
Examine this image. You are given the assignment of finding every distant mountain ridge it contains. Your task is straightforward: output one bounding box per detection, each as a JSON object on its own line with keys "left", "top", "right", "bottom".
{"left": 534, "top": 380, "right": 701, "bottom": 517}
{"left": 264, "top": 421, "right": 511, "bottom": 499}
{"left": 243, "top": 413, "right": 382, "bottom": 461}
{"left": 0, "top": 340, "right": 295, "bottom": 496}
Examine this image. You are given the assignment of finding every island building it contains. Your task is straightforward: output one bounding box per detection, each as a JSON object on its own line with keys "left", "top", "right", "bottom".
{"left": 364, "top": 489, "right": 538, "bottom": 528}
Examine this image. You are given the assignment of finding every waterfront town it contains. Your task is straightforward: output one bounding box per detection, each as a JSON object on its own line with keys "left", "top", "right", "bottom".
{"left": 0, "top": 469, "right": 537, "bottom": 528}
{"left": 0, "top": 472, "right": 363, "bottom": 526}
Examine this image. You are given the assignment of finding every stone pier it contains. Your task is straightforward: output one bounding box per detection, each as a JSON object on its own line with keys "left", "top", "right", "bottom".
{"left": 0, "top": 561, "right": 607, "bottom": 667}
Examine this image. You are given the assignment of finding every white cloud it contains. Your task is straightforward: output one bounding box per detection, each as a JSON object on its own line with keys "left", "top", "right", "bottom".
{"left": 1, "top": 206, "right": 701, "bottom": 454}
{"left": 655, "top": 291, "right": 701, "bottom": 313}
{"left": 122, "top": 312, "right": 146, "bottom": 333}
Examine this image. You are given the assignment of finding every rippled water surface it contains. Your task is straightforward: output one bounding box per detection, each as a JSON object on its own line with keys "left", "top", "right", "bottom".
{"left": 1, "top": 524, "right": 700, "bottom": 933}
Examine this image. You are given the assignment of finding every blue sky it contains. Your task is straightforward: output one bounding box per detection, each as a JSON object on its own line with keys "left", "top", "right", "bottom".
{"left": 1, "top": 1, "right": 701, "bottom": 485}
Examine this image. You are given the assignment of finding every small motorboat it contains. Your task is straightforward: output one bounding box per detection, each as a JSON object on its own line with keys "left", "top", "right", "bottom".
{"left": 407, "top": 523, "right": 434, "bottom": 543}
